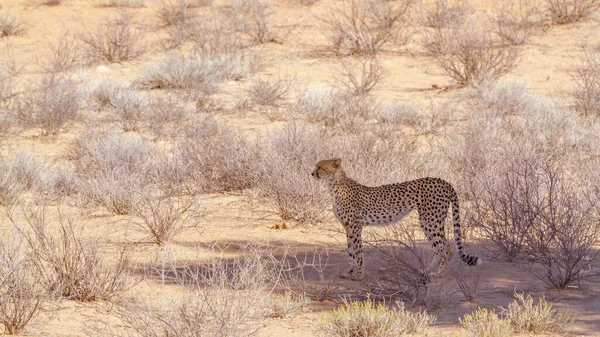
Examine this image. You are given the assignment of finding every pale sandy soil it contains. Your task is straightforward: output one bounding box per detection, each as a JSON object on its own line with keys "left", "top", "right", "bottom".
{"left": 1, "top": 0, "right": 600, "bottom": 336}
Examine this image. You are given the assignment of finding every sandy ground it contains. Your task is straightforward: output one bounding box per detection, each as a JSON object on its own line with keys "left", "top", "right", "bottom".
{"left": 1, "top": 0, "right": 600, "bottom": 336}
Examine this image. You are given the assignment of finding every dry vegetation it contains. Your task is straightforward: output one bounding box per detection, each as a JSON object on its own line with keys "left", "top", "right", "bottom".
{"left": 0, "top": 0, "right": 599, "bottom": 335}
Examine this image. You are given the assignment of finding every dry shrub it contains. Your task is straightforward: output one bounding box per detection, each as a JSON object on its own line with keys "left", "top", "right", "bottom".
{"left": 156, "top": 0, "right": 197, "bottom": 26}
{"left": 15, "top": 75, "right": 81, "bottom": 136}
{"left": 78, "top": 10, "right": 145, "bottom": 63}
{"left": 246, "top": 76, "right": 294, "bottom": 107}
{"left": 466, "top": 157, "right": 539, "bottom": 262}
{"left": 427, "top": 18, "right": 520, "bottom": 87}
{"left": 316, "top": 297, "right": 435, "bottom": 337}
{"left": 502, "top": 293, "right": 574, "bottom": 333}
{"left": 448, "top": 81, "right": 600, "bottom": 288}
{"left": 460, "top": 308, "right": 512, "bottom": 337}
{"left": 174, "top": 117, "right": 259, "bottom": 193}
{"left": 135, "top": 52, "right": 248, "bottom": 98}
{"left": 106, "top": 87, "right": 148, "bottom": 131}
{"left": 363, "top": 225, "right": 432, "bottom": 306}
{"left": 0, "top": 240, "right": 46, "bottom": 335}
{"left": 143, "top": 94, "right": 191, "bottom": 138}
{"left": 321, "top": 0, "right": 413, "bottom": 55}
{"left": 423, "top": 0, "right": 474, "bottom": 29}
{"left": 70, "top": 132, "right": 156, "bottom": 214}
{"left": 521, "top": 162, "right": 600, "bottom": 289}
{"left": 132, "top": 195, "right": 199, "bottom": 245}
{"left": 79, "top": 169, "right": 150, "bottom": 215}
{"left": 226, "top": 0, "right": 288, "bottom": 45}
{"left": 334, "top": 56, "right": 384, "bottom": 96}
{"left": 19, "top": 209, "right": 132, "bottom": 301}
{"left": 545, "top": 0, "right": 600, "bottom": 24}
{"left": 115, "top": 243, "right": 290, "bottom": 336}
{"left": 160, "top": 11, "right": 242, "bottom": 52}
{"left": 0, "top": 151, "right": 45, "bottom": 218}
{"left": 156, "top": 0, "right": 212, "bottom": 26}
{"left": 39, "top": 32, "right": 83, "bottom": 73}
{"left": 0, "top": 9, "right": 26, "bottom": 37}
{"left": 571, "top": 48, "right": 600, "bottom": 115}
{"left": 44, "top": 166, "right": 79, "bottom": 198}
{"left": 290, "top": 88, "right": 379, "bottom": 133}
{"left": 489, "top": 0, "right": 543, "bottom": 46}
{"left": 451, "top": 263, "right": 480, "bottom": 303}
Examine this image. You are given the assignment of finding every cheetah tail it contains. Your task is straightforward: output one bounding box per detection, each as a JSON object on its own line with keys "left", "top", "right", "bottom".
{"left": 450, "top": 189, "right": 481, "bottom": 266}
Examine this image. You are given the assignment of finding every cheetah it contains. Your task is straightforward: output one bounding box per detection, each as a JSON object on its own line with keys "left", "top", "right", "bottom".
{"left": 311, "top": 158, "right": 480, "bottom": 280}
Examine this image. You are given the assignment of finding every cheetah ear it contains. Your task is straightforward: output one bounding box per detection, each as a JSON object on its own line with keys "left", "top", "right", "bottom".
{"left": 332, "top": 158, "right": 341, "bottom": 168}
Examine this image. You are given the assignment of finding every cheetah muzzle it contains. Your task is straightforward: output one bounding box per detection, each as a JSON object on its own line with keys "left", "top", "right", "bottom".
{"left": 312, "top": 158, "right": 481, "bottom": 281}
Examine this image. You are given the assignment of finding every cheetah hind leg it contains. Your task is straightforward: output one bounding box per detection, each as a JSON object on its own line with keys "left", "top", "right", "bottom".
{"left": 428, "top": 240, "right": 452, "bottom": 277}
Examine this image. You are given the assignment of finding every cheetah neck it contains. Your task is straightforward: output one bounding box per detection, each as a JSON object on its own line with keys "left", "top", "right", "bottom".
{"left": 326, "top": 170, "right": 359, "bottom": 195}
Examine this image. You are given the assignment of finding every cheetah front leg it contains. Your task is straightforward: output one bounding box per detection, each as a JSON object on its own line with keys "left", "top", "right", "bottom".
{"left": 341, "top": 224, "right": 364, "bottom": 280}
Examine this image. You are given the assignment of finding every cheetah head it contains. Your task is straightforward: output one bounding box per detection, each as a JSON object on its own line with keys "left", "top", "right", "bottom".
{"left": 311, "top": 158, "right": 342, "bottom": 180}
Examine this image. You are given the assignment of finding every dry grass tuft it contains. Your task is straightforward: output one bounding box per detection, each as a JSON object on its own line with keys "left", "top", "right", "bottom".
{"left": 316, "top": 297, "right": 435, "bottom": 337}
{"left": 503, "top": 293, "right": 574, "bottom": 333}
{"left": 460, "top": 308, "right": 512, "bottom": 337}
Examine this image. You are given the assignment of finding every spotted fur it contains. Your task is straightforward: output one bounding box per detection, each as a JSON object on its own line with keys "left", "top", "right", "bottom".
{"left": 312, "top": 158, "right": 480, "bottom": 280}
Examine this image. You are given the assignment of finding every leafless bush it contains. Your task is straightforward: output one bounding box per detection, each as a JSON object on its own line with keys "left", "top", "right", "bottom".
{"left": 363, "top": 225, "right": 433, "bottom": 306}
{"left": 39, "top": 32, "right": 83, "bottom": 73}
{"left": 0, "top": 152, "right": 44, "bottom": 217}
{"left": 545, "top": 0, "right": 600, "bottom": 24}
{"left": 143, "top": 94, "right": 191, "bottom": 138}
{"left": 44, "top": 166, "right": 79, "bottom": 198}
{"left": 227, "top": 0, "right": 288, "bottom": 45}
{"left": 522, "top": 163, "right": 600, "bottom": 289}
{"left": 132, "top": 195, "right": 199, "bottom": 245}
{"left": 290, "top": 87, "right": 378, "bottom": 132}
{"left": 79, "top": 169, "right": 151, "bottom": 215}
{"left": 15, "top": 75, "right": 81, "bottom": 136}
{"left": 0, "top": 9, "right": 26, "bottom": 37}
{"left": 0, "top": 241, "right": 46, "bottom": 335}
{"left": 70, "top": 132, "right": 156, "bottom": 214}
{"left": 422, "top": 0, "right": 474, "bottom": 29}
{"left": 247, "top": 76, "right": 294, "bottom": 106}
{"left": 114, "top": 243, "right": 291, "bottom": 336}
{"left": 489, "top": 0, "right": 543, "bottom": 46}
{"left": 70, "top": 131, "right": 153, "bottom": 175}
{"left": 107, "top": 87, "right": 148, "bottom": 131}
{"left": 334, "top": 56, "right": 384, "bottom": 96}
{"left": 450, "top": 263, "right": 480, "bottom": 302}
{"left": 135, "top": 52, "right": 247, "bottom": 97}
{"left": 19, "top": 208, "right": 133, "bottom": 301}
{"left": 571, "top": 49, "right": 600, "bottom": 115}
{"left": 321, "top": 0, "right": 413, "bottom": 55}
{"left": 429, "top": 19, "right": 520, "bottom": 87}
{"left": 156, "top": 0, "right": 197, "bottom": 26}
{"left": 466, "top": 157, "right": 540, "bottom": 262}
{"left": 78, "top": 10, "right": 145, "bottom": 63}
{"left": 174, "top": 117, "right": 259, "bottom": 193}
